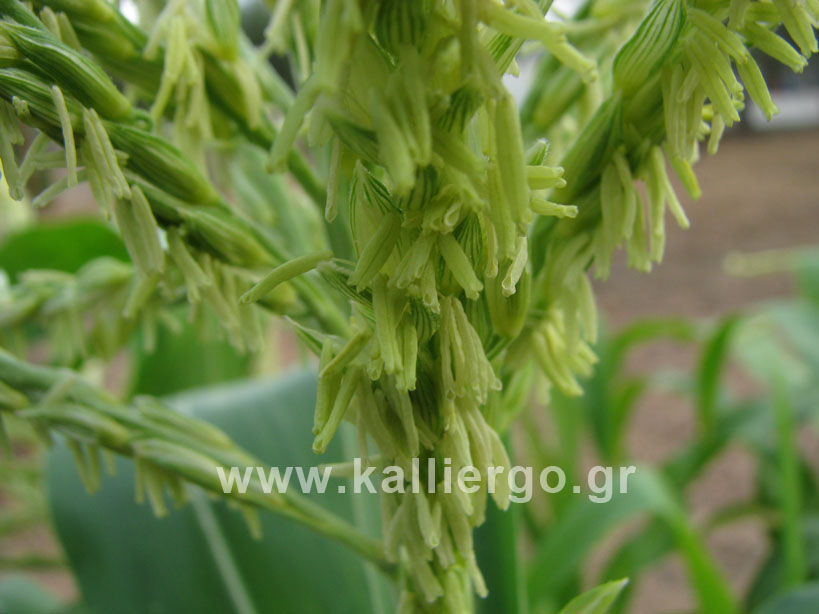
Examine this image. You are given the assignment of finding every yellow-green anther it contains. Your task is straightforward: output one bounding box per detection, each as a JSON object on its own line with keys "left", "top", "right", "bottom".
{"left": 742, "top": 23, "right": 808, "bottom": 74}
{"left": 728, "top": 0, "right": 750, "bottom": 29}
{"left": 11, "top": 96, "right": 28, "bottom": 118}
{"left": 50, "top": 85, "right": 77, "bottom": 187}
{"left": 314, "top": 341, "right": 341, "bottom": 436}
{"left": 432, "top": 125, "right": 485, "bottom": 183}
{"left": 325, "top": 138, "right": 341, "bottom": 222}
{"left": 627, "top": 195, "right": 651, "bottom": 272}
{"left": 773, "top": 0, "right": 818, "bottom": 57}
{"left": 370, "top": 90, "right": 415, "bottom": 194}
{"left": 240, "top": 250, "right": 332, "bottom": 304}
{"left": 439, "top": 234, "right": 483, "bottom": 300}
{"left": 408, "top": 552, "right": 444, "bottom": 602}
{"left": 668, "top": 153, "right": 701, "bottom": 200}
{"left": 56, "top": 12, "right": 82, "bottom": 51}
{"left": 412, "top": 492, "right": 438, "bottom": 548}
{"left": 689, "top": 9, "right": 750, "bottom": 62}
{"left": 268, "top": 77, "right": 321, "bottom": 173}
{"left": 399, "top": 319, "right": 418, "bottom": 391}
{"left": 650, "top": 149, "right": 690, "bottom": 229}
{"left": 644, "top": 163, "right": 666, "bottom": 263}
{"left": 313, "top": 0, "right": 361, "bottom": 90}
{"left": 113, "top": 186, "right": 164, "bottom": 276}
{"left": 152, "top": 16, "right": 187, "bottom": 123}
{"left": 530, "top": 198, "right": 578, "bottom": 218}
{"left": 382, "top": 383, "right": 419, "bottom": 456}
{"left": 349, "top": 213, "right": 402, "bottom": 291}
{"left": 82, "top": 108, "right": 130, "bottom": 199}
{"left": 486, "top": 427, "right": 511, "bottom": 509}
{"left": 373, "top": 276, "right": 403, "bottom": 375}
{"left": 399, "top": 50, "right": 431, "bottom": 164}
{"left": 501, "top": 237, "right": 528, "bottom": 297}
{"left": 526, "top": 165, "right": 566, "bottom": 190}
{"left": 205, "top": 0, "right": 240, "bottom": 60}
{"left": 0, "top": 102, "right": 22, "bottom": 199}
{"left": 440, "top": 489, "right": 473, "bottom": 558}
{"left": 495, "top": 94, "right": 529, "bottom": 225}
{"left": 611, "top": 150, "right": 637, "bottom": 237}
{"left": 42, "top": 0, "right": 116, "bottom": 21}
{"left": 39, "top": 7, "right": 62, "bottom": 40}
{"left": 313, "top": 367, "right": 359, "bottom": 454}
{"left": 612, "top": 0, "right": 686, "bottom": 94}
{"left": 685, "top": 41, "right": 740, "bottom": 125}
{"left": 708, "top": 113, "right": 726, "bottom": 155}
{"left": 1, "top": 22, "right": 131, "bottom": 119}
{"left": 393, "top": 234, "right": 436, "bottom": 289}
{"left": 66, "top": 439, "right": 98, "bottom": 493}
{"left": 736, "top": 56, "right": 779, "bottom": 121}
{"left": 480, "top": 0, "right": 597, "bottom": 81}
{"left": 87, "top": 445, "right": 102, "bottom": 491}
{"left": 357, "top": 376, "right": 397, "bottom": 458}
{"left": 486, "top": 265, "right": 529, "bottom": 338}
{"left": 663, "top": 64, "right": 688, "bottom": 159}
{"left": 166, "top": 228, "right": 211, "bottom": 302}
{"left": 531, "top": 329, "right": 582, "bottom": 396}
{"left": 419, "top": 263, "right": 439, "bottom": 312}
{"left": 677, "top": 67, "right": 701, "bottom": 104}
{"left": 699, "top": 35, "right": 744, "bottom": 96}
{"left": 320, "top": 328, "right": 372, "bottom": 378}
{"left": 143, "top": 463, "right": 169, "bottom": 517}
{"left": 463, "top": 405, "right": 491, "bottom": 472}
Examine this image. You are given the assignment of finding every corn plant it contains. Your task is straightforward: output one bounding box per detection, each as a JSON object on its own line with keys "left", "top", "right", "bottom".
{"left": 0, "top": 0, "right": 816, "bottom": 612}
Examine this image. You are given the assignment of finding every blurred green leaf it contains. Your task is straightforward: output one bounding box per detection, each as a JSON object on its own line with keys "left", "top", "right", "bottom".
{"left": 747, "top": 516, "right": 819, "bottom": 610}
{"left": 772, "top": 380, "right": 807, "bottom": 588}
{"left": 476, "top": 434, "right": 528, "bottom": 614}
{"left": 129, "top": 310, "right": 250, "bottom": 397}
{"left": 695, "top": 316, "right": 740, "bottom": 435}
{"left": 557, "top": 578, "right": 628, "bottom": 614}
{"left": 795, "top": 254, "right": 819, "bottom": 305}
{"left": 753, "top": 583, "right": 819, "bottom": 614}
{"left": 0, "top": 219, "right": 127, "bottom": 282}
{"left": 528, "top": 469, "right": 736, "bottom": 614}
{"left": 48, "top": 371, "right": 393, "bottom": 614}
{"left": 0, "top": 575, "right": 66, "bottom": 614}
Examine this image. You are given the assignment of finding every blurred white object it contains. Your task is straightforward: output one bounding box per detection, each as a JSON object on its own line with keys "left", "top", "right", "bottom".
{"left": 747, "top": 87, "right": 819, "bottom": 130}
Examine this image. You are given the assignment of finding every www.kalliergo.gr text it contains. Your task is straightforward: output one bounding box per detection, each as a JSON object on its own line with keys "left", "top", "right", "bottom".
{"left": 216, "top": 458, "right": 638, "bottom": 504}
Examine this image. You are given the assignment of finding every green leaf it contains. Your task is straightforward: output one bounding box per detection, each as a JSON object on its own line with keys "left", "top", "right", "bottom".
{"left": 558, "top": 578, "right": 628, "bottom": 614}
{"left": 475, "top": 433, "right": 528, "bottom": 614}
{"left": 0, "top": 219, "right": 128, "bottom": 282}
{"left": 47, "top": 371, "right": 394, "bottom": 614}
{"left": 695, "top": 316, "right": 740, "bottom": 435}
{"left": 753, "top": 583, "right": 819, "bottom": 614}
